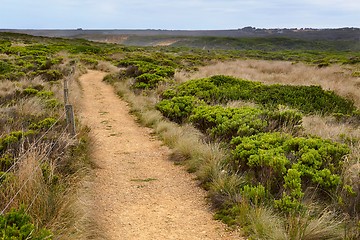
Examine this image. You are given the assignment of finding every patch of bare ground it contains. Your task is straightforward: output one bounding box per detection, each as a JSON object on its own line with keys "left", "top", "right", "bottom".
{"left": 154, "top": 39, "right": 180, "bottom": 46}
{"left": 176, "top": 59, "right": 360, "bottom": 107}
{"left": 78, "top": 70, "right": 242, "bottom": 240}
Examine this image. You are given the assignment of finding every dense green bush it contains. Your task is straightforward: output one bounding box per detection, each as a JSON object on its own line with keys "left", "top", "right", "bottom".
{"left": 80, "top": 57, "right": 98, "bottom": 67}
{"left": 0, "top": 208, "right": 52, "bottom": 239}
{"left": 22, "top": 87, "right": 39, "bottom": 96}
{"left": 118, "top": 60, "right": 175, "bottom": 89}
{"left": 0, "top": 131, "right": 24, "bottom": 153}
{"left": 70, "top": 45, "right": 101, "bottom": 54}
{"left": 134, "top": 73, "right": 165, "bottom": 89}
{"left": 188, "top": 105, "right": 302, "bottom": 141}
{"left": 40, "top": 69, "right": 63, "bottom": 81}
{"left": 230, "top": 132, "right": 350, "bottom": 212}
{"left": 156, "top": 96, "right": 200, "bottom": 123}
{"left": 190, "top": 106, "right": 267, "bottom": 140}
{"left": 36, "top": 90, "right": 54, "bottom": 99}
{"left": 29, "top": 117, "right": 57, "bottom": 130}
{"left": 171, "top": 77, "right": 222, "bottom": 103}
{"left": 0, "top": 154, "right": 14, "bottom": 171}
{"left": 44, "top": 98, "right": 62, "bottom": 109}
{"left": 119, "top": 60, "right": 175, "bottom": 78}
{"left": 257, "top": 84, "right": 354, "bottom": 114}
{"left": 0, "top": 61, "right": 13, "bottom": 74}
{"left": 0, "top": 131, "right": 36, "bottom": 154}
{"left": 166, "top": 75, "right": 355, "bottom": 115}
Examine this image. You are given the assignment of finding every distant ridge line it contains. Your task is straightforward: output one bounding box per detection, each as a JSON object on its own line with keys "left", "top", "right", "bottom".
{"left": 1, "top": 27, "right": 359, "bottom": 41}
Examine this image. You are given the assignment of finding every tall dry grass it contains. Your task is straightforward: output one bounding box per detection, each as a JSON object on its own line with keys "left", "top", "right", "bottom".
{"left": 0, "top": 65, "right": 95, "bottom": 238}
{"left": 176, "top": 60, "right": 360, "bottom": 107}
{"left": 0, "top": 145, "right": 49, "bottom": 218}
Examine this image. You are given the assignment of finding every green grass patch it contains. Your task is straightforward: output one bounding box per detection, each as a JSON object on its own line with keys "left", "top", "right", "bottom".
{"left": 130, "top": 178, "right": 158, "bottom": 182}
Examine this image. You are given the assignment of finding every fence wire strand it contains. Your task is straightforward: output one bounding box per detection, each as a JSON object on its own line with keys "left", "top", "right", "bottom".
{"left": 1, "top": 125, "right": 70, "bottom": 215}
{"left": 0, "top": 112, "right": 66, "bottom": 183}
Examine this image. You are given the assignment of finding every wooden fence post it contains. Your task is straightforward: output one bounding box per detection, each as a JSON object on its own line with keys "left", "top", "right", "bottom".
{"left": 64, "top": 78, "right": 76, "bottom": 137}
{"left": 64, "top": 78, "right": 69, "bottom": 104}
{"left": 65, "top": 104, "right": 76, "bottom": 137}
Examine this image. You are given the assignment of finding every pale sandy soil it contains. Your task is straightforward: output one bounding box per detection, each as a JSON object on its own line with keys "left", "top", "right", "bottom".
{"left": 78, "top": 70, "right": 243, "bottom": 240}
{"left": 154, "top": 39, "right": 180, "bottom": 46}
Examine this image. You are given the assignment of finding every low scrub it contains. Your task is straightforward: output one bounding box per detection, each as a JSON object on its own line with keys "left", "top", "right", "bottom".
{"left": 118, "top": 60, "right": 175, "bottom": 89}
{"left": 230, "top": 132, "right": 349, "bottom": 212}
{"left": 0, "top": 208, "right": 52, "bottom": 239}
{"left": 162, "top": 75, "right": 355, "bottom": 115}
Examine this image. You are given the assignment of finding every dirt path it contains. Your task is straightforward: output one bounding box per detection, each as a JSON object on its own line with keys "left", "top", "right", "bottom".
{"left": 78, "top": 70, "right": 242, "bottom": 240}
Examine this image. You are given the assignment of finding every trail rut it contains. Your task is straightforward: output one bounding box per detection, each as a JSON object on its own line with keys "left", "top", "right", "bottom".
{"left": 78, "top": 70, "right": 241, "bottom": 240}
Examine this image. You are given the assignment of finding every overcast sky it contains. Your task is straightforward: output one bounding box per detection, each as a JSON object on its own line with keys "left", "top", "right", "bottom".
{"left": 1, "top": 0, "right": 359, "bottom": 30}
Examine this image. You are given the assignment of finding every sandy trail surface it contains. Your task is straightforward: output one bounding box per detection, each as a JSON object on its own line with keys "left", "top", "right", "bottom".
{"left": 78, "top": 70, "right": 242, "bottom": 240}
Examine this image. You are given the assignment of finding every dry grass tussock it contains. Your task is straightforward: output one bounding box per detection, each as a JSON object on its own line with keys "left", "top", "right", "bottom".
{"left": 0, "top": 140, "right": 73, "bottom": 228}
{"left": 0, "top": 98, "right": 46, "bottom": 134}
{"left": 240, "top": 205, "right": 344, "bottom": 240}
{"left": 176, "top": 59, "right": 360, "bottom": 107}
{"left": 0, "top": 69, "right": 94, "bottom": 238}
{"left": 0, "top": 76, "right": 45, "bottom": 98}
{"left": 94, "top": 60, "right": 120, "bottom": 73}
{"left": 0, "top": 146, "right": 49, "bottom": 220}
{"left": 302, "top": 116, "right": 360, "bottom": 143}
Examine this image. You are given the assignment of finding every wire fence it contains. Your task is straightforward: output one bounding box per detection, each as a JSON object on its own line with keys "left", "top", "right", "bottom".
{"left": 0, "top": 111, "right": 66, "bottom": 183}
{"left": 0, "top": 76, "right": 76, "bottom": 216}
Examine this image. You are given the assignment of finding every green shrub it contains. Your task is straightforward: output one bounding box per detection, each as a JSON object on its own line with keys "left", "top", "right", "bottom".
{"left": 29, "top": 118, "right": 57, "bottom": 130}
{"left": 242, "top": 184, "right": 267, "bottom": 206}
{"left": 119, "top": 60, "right": 175, "bottom": 78}
{"left": 156, "top": 96, "right": 199, "bottom": 123}
{"left": 167, "top": 75, "right": 355, "bottom": 115}
{"left": 70, "top": 45, "right": 101, "bottom": 54}
{"left": 189, "top": 105, "right": 302, "bottom": 141}
{"left": 168, "top": 77, "right": 221, "bottom": 103}
{"left": 0, "top": 131, "right": 25, "bottom": 153}
{"left": 257, "top": 84, "right": 354, "bottom": 114}
{"left": 0, "top": 208, "right": 52, "bottom": 239}
{"left": 80, "top": 57, "right": 98, "bottom": 67}
{"left": 118, "top": 59, "right": 175, "bottom": 89}
{"left": 41, "top": 69, "right": 63, "bottom": 81}
{"left": 22, "top": 88, "right": 39, "bottom": 96}
{"left": 36, "top": 90, "right": 54, "bottom": 99}
{"left": 0, "top": 61, "right": 13, "bottom": 74}
{"left": 275, "top": 169, "right": 304, "bottom": 214}
{"left": 134, "top": 73, "right": 165, "bottom": 89}
{"left": 190, "top": 106, "right": 267, "bottom": 140}
{"left": 230, "top": 132, "right": 350, "bottom": 212}
{"left": 44, "top": 99, "right": 62, "bottom": 109}
{"left": 0, "top": 154, "right": 14, "bottom": 171}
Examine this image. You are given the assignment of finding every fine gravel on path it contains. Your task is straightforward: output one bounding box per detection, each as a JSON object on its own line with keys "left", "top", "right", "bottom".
{"left": 78, "top": 70, "right": 242, "bottom": 240}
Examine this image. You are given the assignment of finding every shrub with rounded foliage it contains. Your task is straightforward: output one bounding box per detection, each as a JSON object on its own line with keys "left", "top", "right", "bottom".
{"left": 230, "top": 132, "right": 350, "bottom": 212}
{"left": 166, "top": 75, "right": 355, "bottom": 115}
{"left": 189, "top": 105, "right": 302, "bottom": 141}
{"left": 156, "top": 96, "right": 200, "bottom": 123}
{"left": 190, "top": 106, "right": 267, "bottom": 140}
{"left": 0, "top": 208, "right": 52, "bottom": 239}
{"left": 134, "top": 73, "right": 165, "bottom": 89}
